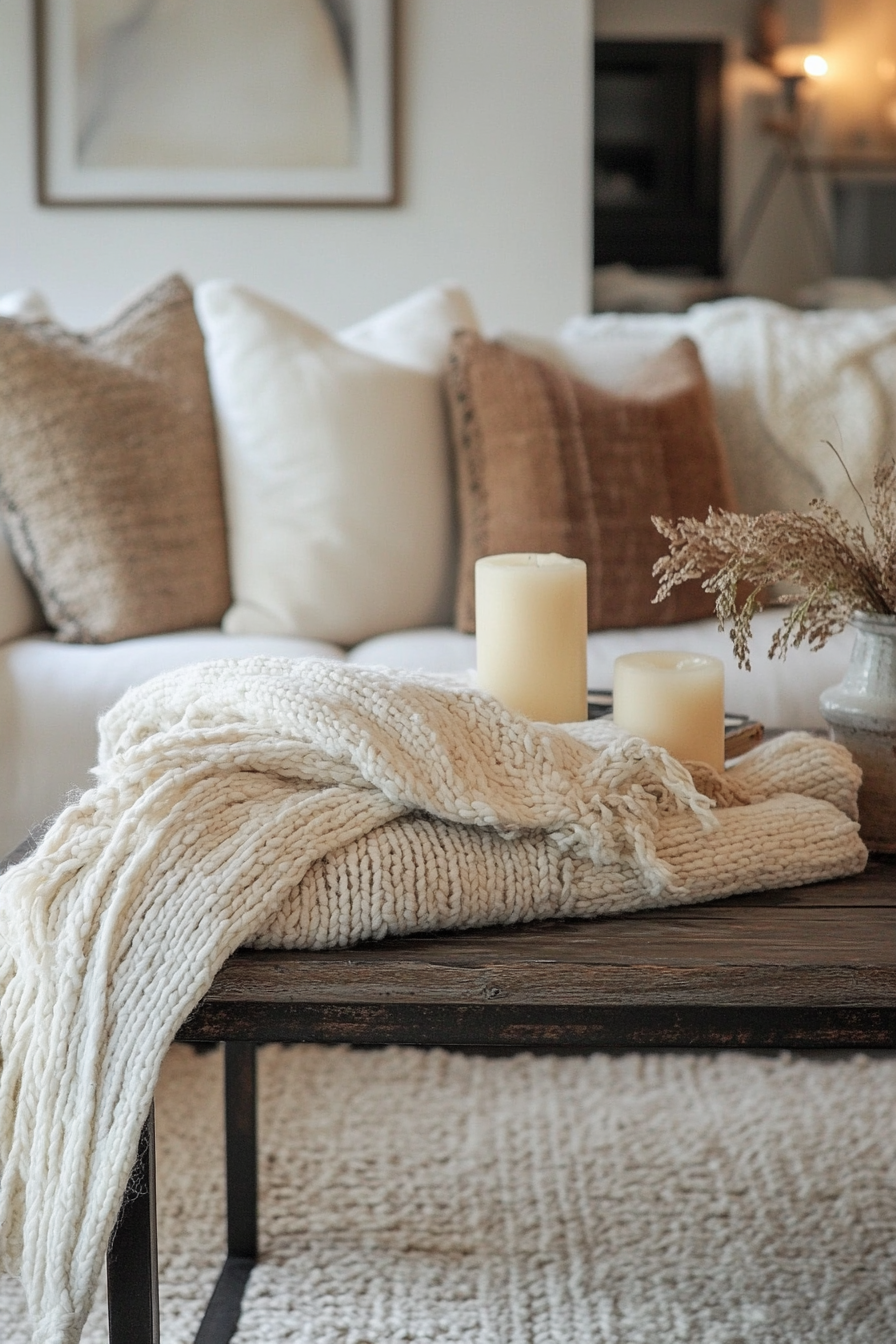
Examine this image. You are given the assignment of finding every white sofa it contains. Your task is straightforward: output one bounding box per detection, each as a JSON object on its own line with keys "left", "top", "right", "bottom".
{"left": 5, "top": 281, "right": 892, "bottom": 857}
{"left": 0, "top": 612, "right": 858, "bottom": 857}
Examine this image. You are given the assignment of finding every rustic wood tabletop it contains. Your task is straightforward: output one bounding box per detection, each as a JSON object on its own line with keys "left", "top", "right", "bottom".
{"left": 181, "top": 856, "right": 896, "bottom": 1052}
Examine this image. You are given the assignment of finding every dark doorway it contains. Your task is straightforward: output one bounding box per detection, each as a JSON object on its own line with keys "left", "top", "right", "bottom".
{"left": 593, "top": 40, "right": 723, "bottom": 277}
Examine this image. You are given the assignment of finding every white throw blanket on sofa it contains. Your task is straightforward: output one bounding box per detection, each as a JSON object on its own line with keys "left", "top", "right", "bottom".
{"left": 0, "top": 657, "right": 865, "bottom": 1344}
{"left": 561, "top": 297, "right": 896, "bottom": 527}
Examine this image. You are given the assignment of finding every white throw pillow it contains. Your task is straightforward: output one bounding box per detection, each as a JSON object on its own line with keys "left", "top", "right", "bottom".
{"left": 195, "top": 281, "right": 479, "bottom": 645}
{"left": 0, "top": 289, "right": 51, "bottom": 643}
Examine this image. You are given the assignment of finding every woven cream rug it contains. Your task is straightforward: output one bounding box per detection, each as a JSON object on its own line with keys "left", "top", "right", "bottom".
{"left": 2, "top": 1045, "right": 894, "bottom": 1343}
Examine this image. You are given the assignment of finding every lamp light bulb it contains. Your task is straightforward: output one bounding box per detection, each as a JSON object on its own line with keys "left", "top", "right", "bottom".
{"left": 803, "top": 54, "right": 828, "bottom": 78}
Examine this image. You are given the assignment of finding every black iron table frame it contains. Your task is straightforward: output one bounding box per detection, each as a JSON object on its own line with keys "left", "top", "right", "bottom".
{"left": 107, "top": 998, "right": 896, "bottom": 1344}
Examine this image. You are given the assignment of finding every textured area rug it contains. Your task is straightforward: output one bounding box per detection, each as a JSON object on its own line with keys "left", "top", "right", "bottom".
{"left": 2, "top": 1045, "right": 894, "bottom": 1343}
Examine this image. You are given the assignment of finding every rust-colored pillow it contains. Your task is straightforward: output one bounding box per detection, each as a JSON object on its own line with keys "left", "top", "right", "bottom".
{"left": 0, "top": 275, "right": 230, "bottom": 643}
{"left": 446, "top": 331, "right": 737, "bottom": 633}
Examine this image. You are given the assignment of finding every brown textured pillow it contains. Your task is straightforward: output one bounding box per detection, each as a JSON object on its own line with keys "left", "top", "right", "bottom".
{"left": 0, "top": 274, "right": 230, "bottom": 643}
{"left": 446, "top": 331, "right": 738, "bottom": 633}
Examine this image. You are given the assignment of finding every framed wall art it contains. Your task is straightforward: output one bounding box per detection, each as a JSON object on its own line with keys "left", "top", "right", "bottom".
{"left": 35, "top": 0, "right": 396, "bottom": 206}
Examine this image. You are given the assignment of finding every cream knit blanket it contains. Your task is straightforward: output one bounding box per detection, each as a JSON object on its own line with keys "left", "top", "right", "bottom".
{"left": 0, "top": 657, "right": 866, "bottom": 1344}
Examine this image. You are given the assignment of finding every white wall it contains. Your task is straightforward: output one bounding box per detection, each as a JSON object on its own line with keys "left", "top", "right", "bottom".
{"left": 0, "top": 0, "right": 592, "bottom": 333}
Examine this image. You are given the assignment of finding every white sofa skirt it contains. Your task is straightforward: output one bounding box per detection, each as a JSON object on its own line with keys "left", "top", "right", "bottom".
{"left": 0, "top": 612, "right": 855, "bottom": 856}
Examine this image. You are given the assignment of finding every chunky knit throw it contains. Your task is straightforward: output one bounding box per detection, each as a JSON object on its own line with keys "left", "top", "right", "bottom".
{"left": 0, "top": 657, "right": 866, "bottom": 1344}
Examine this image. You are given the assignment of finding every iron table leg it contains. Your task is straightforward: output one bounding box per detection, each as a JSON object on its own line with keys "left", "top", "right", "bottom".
{"left": 107, "top": 1043, "right": 258, "bottom": 1344}
{"left": 107, "top": 1106, "right": 160, "bottom": 1344}
{"left": 194, "top": 1042, "right": 258, "bottom": 1343}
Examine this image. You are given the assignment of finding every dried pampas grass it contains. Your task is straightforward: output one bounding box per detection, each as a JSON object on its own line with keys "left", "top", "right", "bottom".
{"left": 653, "top": 453, "right": 896, "bottom": 670}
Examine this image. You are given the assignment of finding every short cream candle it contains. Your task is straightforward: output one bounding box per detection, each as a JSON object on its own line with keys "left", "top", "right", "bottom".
{"left": 613, "top": 651, "right": 725, "bottom": 772}
{"left": 475, "top": 553, "right": 587, "bottom": 723}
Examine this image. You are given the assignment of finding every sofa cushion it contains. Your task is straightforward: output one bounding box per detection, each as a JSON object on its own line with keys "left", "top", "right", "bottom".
{"left": 0, "top": 629, "right": 344, "bottom": 856}
{"left": 445, "top": 331, "right": 736, "bottom": 633}
{"left": 195, "top": 280, "right": 479, "bottom": 646}
{"left": 560, "top": 298, "right": 896, "bottom": 530}
{"left": 347, "top": 610, "right": 854, "bottom": 734}
{"left": 0, "top": 609, "right": 856, "bottom": 858}
{"left": 0, "top": 274, "right": 231, "bottom": 643}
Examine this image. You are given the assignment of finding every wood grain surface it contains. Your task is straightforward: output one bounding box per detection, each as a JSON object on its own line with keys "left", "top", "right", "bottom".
{"left": 192, "top": 857, "right": 895, "bottom": 1003}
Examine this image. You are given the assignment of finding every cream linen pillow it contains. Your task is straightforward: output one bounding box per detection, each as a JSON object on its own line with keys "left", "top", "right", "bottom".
{"left": 195, "top": 281, "right": 479, "bottom": 645}
{"left": 0, "top": 275, "right": 231, "bottom": 644}
{"left": 0, "top": 289, "right": 52, "bottom": 643}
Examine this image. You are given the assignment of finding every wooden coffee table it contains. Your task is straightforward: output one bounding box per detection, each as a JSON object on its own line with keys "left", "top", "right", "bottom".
{"left": 102, "top": 855, "right": 896, "bottom": 1344}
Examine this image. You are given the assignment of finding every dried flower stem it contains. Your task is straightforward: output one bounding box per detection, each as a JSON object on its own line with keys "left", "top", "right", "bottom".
{"left": 652, "top": 459, "right": 896, "bottom": 670}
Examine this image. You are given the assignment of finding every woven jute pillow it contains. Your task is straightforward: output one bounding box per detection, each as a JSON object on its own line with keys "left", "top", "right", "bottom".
{"left": 0, "top": 275, "right": 230, "bottom": 643}
{"left": 446, "top": 331, "right": 738, "bottom": 633}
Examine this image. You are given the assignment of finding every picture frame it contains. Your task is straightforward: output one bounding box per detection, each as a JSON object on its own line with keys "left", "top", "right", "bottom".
{"left": 35, "top": 0, "right": 396, "bottom": 206}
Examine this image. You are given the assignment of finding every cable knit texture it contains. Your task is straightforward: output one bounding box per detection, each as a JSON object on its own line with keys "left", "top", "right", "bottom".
{"left": 0, "top": 657, "right": 866, "bottom": 1343}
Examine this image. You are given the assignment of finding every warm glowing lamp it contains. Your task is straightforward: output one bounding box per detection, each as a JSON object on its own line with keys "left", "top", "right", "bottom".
{"left": 773, "top": 44, "right": 829, "bottom": 79}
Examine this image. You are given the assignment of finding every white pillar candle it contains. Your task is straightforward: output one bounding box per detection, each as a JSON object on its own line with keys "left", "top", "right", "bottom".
{"left": 613, "top": 651, "right": 725, "bottom": 772}
{"left": 475, "top": 553, "right": 587, "bottom": 723}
